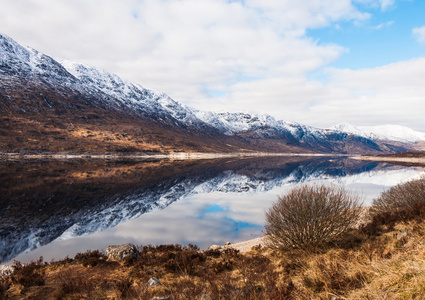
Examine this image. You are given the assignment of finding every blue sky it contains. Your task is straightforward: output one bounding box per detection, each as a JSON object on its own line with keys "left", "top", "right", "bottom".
{"left": 1, "top": 0, "right": 425, "bottom": 131}
{"left": 309, "top": 0, "right": 425, "bottom": 70}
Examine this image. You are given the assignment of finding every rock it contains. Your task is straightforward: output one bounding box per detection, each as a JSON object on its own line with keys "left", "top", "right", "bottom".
{"left": 106, "top": 243, "right": 139, "bottom": 261}
{"left": 209, "top": 245, "right": 222, "bottom": 250}
{"left": 225, "top": 242, "right": 231, "bottom": 246}
{"left": 147, "top": 277, "right": 162, "bottom": 287}
{"left": 0, "top": 265, "right": 14, "bottom": 278}
{"left": 146, "top": 278, "right": 172, "bottom": 299}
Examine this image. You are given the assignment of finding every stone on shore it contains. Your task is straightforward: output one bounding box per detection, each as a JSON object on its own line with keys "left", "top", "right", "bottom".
{"left": 208, "top": 245, "right": 222, "bottom": 251}
{"left": 0, "top": 265, "right": 14, "bottom": 278}
{"left": 146, "top": 277, "right": 162, "bottom": 287}
{"left": 106, "top": 243, "right": 139, "bottom": 261}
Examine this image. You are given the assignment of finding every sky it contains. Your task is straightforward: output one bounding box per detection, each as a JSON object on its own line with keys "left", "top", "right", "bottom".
{"left": 1, "top": 0, "right": 425, "bottom": 131}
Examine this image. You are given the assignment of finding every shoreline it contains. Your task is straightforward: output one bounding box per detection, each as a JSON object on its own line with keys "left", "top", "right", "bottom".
{"left": 352, "top": 155, "right": 425, "bottom": 166}
{"left": 0, "top": 237, "right": 269, "bottom": 270}
{"left": 209, "top": 236, "right": 267, "bottom": 253}
{"left": 0, "top": 151, "right": 345, "bottom": 161}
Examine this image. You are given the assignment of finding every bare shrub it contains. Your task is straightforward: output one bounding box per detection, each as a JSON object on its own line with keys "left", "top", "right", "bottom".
{"left": 265, "top": 184, "right": 362, "bottom": 250}
{"left": 164, "top": 248, "right": 207, "bottom": 276}
{"left": 0, "top": 278, "right": 11, "bottom": 297}
{"left": 10, "top": 257, "right": 46, "bottom": 289}
{"left": 74, "top": 249, "right": 106, "bottom": 267}
{"left": 114, "top": 277, "right": 134, "bottom": 298}
{"left": 370, "top": 176, "right": 425, "bottom": 219}
{"left": 53, "top": 267, "right": 108, "bottom": 299}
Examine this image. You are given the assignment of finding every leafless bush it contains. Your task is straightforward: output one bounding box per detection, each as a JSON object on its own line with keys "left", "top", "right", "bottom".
{"left": 265, "top": 184, "right": 362, "bottom": 250}
{"left": 0, "top": 278, "right": 10, "bottom": 298}
{"left": 10, "top": 257, "right": 46, "bottom": 289}
{"left": 370, "top": 176, "right": 425, "bottom": 217}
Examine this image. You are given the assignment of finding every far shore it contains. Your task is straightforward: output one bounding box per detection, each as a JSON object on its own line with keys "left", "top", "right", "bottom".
{"left": 0, "top": 151, "right": 347, "bottom": 161}
{"left": 352, "top": 155, "right": 425, "bottom": 166}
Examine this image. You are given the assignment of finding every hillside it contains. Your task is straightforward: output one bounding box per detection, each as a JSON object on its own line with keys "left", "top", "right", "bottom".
{"left": 1, "top": 33, "right": 424, "bottom": 155}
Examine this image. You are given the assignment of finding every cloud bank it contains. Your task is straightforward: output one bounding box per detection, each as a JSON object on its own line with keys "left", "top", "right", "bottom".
{"left": 1, "top": 0, "right": 424, "bottom": 131}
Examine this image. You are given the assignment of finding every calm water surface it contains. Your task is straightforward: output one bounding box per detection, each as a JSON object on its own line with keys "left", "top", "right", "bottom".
{"left": 1, "top": 156, "right": 424, "bottom": 264}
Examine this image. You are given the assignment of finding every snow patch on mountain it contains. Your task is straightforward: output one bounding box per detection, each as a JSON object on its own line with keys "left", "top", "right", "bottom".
{"left": 59, "top": 59, "right": 209, "bottom": 128}
{"left": 195, "top": 111, "right": 287, "bottom": 135}
{"left": 59, "top": 59, "right": 165, "bottom": 110}
{"left": 193, "top": 110, "right": 328, "bottom": 143}
{"left": 199, "top": 112, "right": 282, "bottom": 135}
{"left": 0, "top": 33, "right": 74, "bottom": 82}
{"left": 331, "top": 123, "right": 425, "bottom": 143}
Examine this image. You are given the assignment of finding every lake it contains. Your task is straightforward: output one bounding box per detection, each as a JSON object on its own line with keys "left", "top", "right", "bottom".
{"left": 1, "top": 156, "right": 424, "bottom": 264}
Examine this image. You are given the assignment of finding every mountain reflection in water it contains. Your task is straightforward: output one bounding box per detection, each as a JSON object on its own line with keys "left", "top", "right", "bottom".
{"left": 1, "top": 156, "right": 424, "bottom": 263}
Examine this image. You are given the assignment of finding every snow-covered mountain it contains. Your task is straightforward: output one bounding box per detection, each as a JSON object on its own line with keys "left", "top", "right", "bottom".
{"left": 331, "top": 123, "right": 425, "bottom": 143}
{"left": 0, "top": 33, "right": 73, "bottom": 81}
{"left": 1, "top": 32, "right": 424, "bottom": 154}
{"left": 0, "top": 32, "right": 207, "bottom": 128}
{"left": 58, "top": 59, "right": 212, "bottom": 130}
{"left": 194, "top": 110, "right": 322, "bottom": 139}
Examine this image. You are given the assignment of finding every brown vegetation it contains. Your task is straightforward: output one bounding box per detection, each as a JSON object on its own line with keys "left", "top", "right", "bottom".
{"left": 265, "top": 184, "right": 362, "bottom": 250}
{"left": 0, "top": 81, "right": 308, "bottom": 154}
{"left": 371, "top": 175, "right": 425, "bottom": 216}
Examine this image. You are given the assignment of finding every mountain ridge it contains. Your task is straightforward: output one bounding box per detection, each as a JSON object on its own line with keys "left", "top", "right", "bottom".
{"left": 331, "top": 122, "right": 425, "bottom": 143}
{"left": 1, "top": 32, "right": 424, "bottom": 154}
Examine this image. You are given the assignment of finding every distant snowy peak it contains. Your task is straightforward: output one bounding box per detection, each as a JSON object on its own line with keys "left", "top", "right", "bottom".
{"left": 194, "top": 111, "right": 279, "bottom": 135}
{"left": 331, "top": 123, "right": 425, "bottom": 143}
{"left": 194, "top": 110, "right": 329, "bottom": 144}
{"left": 195, "top": 110, "right": 304, "bottom": 135}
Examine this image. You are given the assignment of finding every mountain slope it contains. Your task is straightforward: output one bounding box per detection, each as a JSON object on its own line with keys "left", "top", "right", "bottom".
{"left": 0, "top": 33, "right": 257, "bottom": 153}
{"left": 0, "top": 32, "right": 423, "bottom": 154}
{"left": 331, "top": 123, "right": 425, "bottom": 143}
{"left": 193, "top": 111, "right": 417, "bottom": 154}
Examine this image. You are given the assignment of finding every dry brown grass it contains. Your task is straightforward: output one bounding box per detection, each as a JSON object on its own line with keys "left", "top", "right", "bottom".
{"left": 3, "top": 217, "right": 425, "bottom": 299}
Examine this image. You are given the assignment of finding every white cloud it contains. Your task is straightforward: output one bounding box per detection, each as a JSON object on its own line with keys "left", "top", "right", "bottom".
{"left": 244, "top": 0, "right": 370, "bottom": 36}
{"left": 413, "top": 26, "right": 425, "bottom": 44}
{"left": 220, "top": 58, "right": 425, "bottom": 131}
{"left": 373, "top": 20, "right": 394, "bottom": 30}
{"left": 379, "top": 0, "right": 395, "bottom": 11}
{"left": 0, "top": 0, "right": 424, "bottom": 132}
{"left": 0, "top": 0, "right": 354, "bottom": 103}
